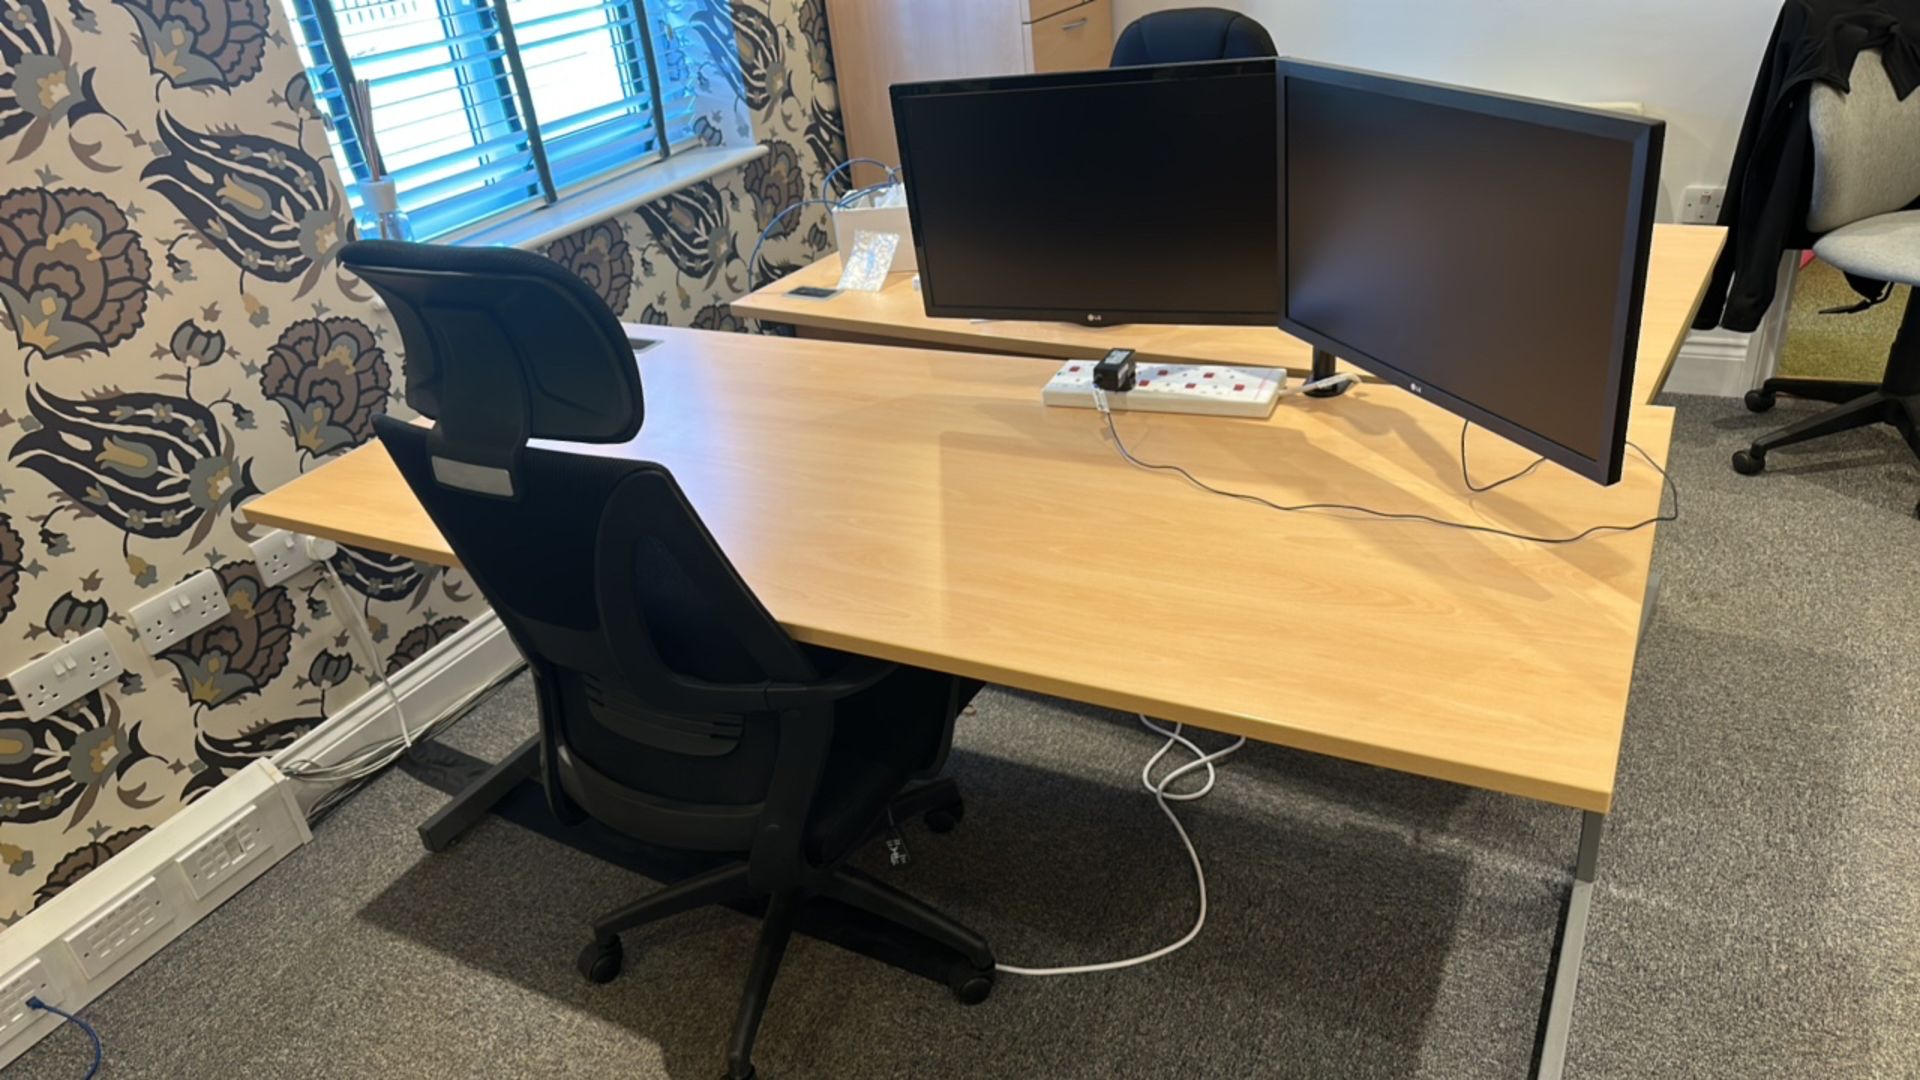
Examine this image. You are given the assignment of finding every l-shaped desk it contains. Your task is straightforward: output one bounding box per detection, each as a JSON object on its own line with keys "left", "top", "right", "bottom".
{"left": 244, "top": 223, "right": 1726, "bottom": 1079}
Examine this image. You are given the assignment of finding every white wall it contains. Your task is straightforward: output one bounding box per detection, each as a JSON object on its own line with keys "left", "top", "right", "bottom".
{"left": 1114, "top": 0, "right": 1779, "bottom": 221}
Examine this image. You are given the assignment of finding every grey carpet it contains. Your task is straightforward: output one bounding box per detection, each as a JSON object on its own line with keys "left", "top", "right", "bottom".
{"left": 9, "top": 395, "right": 1919, "bottom": 1080}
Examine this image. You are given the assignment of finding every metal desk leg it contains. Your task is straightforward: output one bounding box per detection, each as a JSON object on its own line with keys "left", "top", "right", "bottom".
{"left": 417, "top": 734, "right": 541, "bottom": 853}
{"left": 1530, "top": 568, "right": 1655, "bottom": 1074}
{"left": 1531, "top": 810, "right": 1605, "bottom": 1080}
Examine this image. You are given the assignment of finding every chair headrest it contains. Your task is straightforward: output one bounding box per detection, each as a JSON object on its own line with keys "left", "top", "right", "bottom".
{"left": 341, "top": 240, "right": 643, "bottom": 473}
{"left": 1111, "top": 7, "right": 1278, "bottom": 67}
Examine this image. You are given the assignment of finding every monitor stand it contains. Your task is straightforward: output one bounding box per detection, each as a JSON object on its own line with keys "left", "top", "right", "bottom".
{"left": 1304, "top": 348, "right": 1354, "bottom": 398}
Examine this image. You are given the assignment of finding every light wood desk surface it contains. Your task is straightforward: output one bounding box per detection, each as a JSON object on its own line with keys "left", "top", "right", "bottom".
{"left": 246, "top": 325, "right": 1678, "bottom": 814}
{"left": 731, "top": 223, "right": 1726, "bottom": 409}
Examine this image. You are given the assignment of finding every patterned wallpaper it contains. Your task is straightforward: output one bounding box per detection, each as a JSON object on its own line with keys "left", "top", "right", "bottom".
{"left": 545, "top": 0, "right": 844, "bottom": 329}
{"left": 0, "top": 0, "right": 846, "bottom": 923}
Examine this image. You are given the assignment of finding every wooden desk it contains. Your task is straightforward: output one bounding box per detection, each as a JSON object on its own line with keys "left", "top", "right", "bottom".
{"left": 247, "top": 252, "right": 1715, "bottom": 1073}
{"left": 731, "top": 223, "right": 1726, "bottom": 409}
{"left": 248, "top": 326, "right": 1670, "bottom": 814}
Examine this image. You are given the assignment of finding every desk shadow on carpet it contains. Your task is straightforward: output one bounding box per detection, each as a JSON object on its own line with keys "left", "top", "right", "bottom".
{"left": 360, "top": 744, "right": 1495, "bottom": 1079}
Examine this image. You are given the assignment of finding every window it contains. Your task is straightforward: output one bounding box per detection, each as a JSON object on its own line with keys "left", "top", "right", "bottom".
{"left": 286, "top": 0, "right": 711, "bottom": 240}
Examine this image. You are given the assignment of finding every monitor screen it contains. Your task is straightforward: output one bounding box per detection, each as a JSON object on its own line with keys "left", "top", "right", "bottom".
{"left": 892, "top": 60, "right": 1279, "bottom": 326}
{"left": 1279, "top": 62, "right": 1662, "bottom": 485}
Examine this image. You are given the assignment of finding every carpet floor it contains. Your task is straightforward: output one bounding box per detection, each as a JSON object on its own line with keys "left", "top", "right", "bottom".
{"left": 9, "top": 395, "right": 1919, "bottom": 1080}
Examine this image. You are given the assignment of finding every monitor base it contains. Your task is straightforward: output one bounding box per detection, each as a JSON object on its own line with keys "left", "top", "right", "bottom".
{"left": 1304, "top": 349, "right": 1353, "bottom": 397}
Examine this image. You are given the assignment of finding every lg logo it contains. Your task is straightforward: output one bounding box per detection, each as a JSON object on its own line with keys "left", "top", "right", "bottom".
{"left": 1087, "top": 314, "right": 1103, "bottom": 323}
{"left": 1410, "top": 382, "right": 1424, "bottom": 395}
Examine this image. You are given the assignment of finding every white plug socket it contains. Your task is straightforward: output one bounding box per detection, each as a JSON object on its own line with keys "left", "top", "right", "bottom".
{"left": 0, "top": 959, "right": 58, "bottom": 1049}
{"left": 129, "top": 569, "right": 231, "bottom": 656}
{"left": 4, "top": 628, "right": 125, "bottom": 721}
{"left": 62, "top": 877, "right": 172, "bottom": 980}
{"left": 250, "top": 528, "right": 318, "bottom": 587}
{"left": 1681, "top": 185, "right": 1726, "bottom": 225}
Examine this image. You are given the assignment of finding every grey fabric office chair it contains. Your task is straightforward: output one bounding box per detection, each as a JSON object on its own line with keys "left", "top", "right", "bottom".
{"left": 1734, "top": 49, "right": 1920, "bottom": 516}
{"left": 339, "top": 240, "right": 994, "bottom": 1080}
{"left": 1109, "top": 6, "right": 1276, "bottom": 66}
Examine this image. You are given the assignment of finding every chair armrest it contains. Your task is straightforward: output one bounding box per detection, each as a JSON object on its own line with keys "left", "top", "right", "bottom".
{"left": 763, "top": 655, "right": 895, "bottom": 710}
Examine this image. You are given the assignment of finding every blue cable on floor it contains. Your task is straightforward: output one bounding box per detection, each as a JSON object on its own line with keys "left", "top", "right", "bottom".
{"left": 27, "top": 997, "right": 101, "bottom": 1079}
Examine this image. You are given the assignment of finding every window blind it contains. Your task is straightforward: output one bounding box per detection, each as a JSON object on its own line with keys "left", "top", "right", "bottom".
{"left": 505, "top": 0, "right": 663, "bottom": 190}
{"left": 292, "top": 0, "right": 547, "bottom": 239}
{"left": 289, "top": 0, "right": 696, "bottom": 239}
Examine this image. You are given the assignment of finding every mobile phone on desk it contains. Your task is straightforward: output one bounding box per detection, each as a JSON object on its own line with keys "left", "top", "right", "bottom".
{"left": 787, "top": 286, "right": 841, "bottom": 300}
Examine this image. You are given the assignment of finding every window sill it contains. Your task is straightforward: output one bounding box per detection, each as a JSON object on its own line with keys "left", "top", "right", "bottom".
{"left": 447, "top": 144, "right": 769, "bottom": 251}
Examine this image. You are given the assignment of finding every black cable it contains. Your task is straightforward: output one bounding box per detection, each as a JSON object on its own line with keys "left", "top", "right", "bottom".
{"left": 1460, "top": 420, "right": 1546, "bottom": 493}
{"left": 1097, "top": 403, "right": 1677, "bottom": 545}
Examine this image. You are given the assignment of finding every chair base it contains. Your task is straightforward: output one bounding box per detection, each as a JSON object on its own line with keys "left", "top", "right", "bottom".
{"left": 581, "top": 787, "right": 991, "bottom": 1080}
{"left": 1735, "top": 294, "right": 1920, "bottom": 518}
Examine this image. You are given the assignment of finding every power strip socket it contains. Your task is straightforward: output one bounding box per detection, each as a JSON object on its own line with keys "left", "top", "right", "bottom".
{"left": 62, "top": 877, "right": 172, "bottom": 980}
{"left": 1042, "top": 359, "right": 1286, "bottom": 418}
{"left": 4, "top": 628, "right": 125, "bottom": 722}
{"left": 129, "top": 569, "right": 230, "bottom": 655}
{"left": 249, "top": 528, "right": 319, "bottom": 587}
{"left": 0, "top": 960, "right": 57, "bottom": 1050}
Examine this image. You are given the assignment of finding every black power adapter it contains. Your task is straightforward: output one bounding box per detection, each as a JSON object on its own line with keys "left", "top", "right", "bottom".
{"left": 1092, "top": 349, "right": 1137, "bottom": 392}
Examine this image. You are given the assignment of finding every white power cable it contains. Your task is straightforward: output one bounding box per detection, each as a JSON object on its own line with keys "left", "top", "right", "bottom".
{"left": 325, "top": 562, "right": 412, "bottom": 751}
{"left": 995, "top": 715, "right": 1245, "bottom": 978}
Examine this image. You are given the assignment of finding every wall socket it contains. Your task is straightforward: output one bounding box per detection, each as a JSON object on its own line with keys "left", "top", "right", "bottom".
{"left": 174, "top": 805, "right": 265, "bottom": 900}
{"left": 0, "top": 960, "right": 57, "bottom": 1049}
{"left": 249, "top": 529, "right": 320, "bottom": 587}
{"left": 63, "top": 877, "right": 172, "bottom": 980}
{"left": 129, "top": 569, "right": 230, "bottom": 655}
{"left": 1681, "top": 185, "right": 1726, "bottom": 225}
{"left": 4, "top": 628, "right": 125, "bottom": 722}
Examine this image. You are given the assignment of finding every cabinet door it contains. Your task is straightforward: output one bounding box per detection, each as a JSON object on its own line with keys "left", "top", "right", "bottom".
{"left": 1029, "top": 0, "right": 1112, "bottom": 73}
{"left": 827, "top": 0, "right": 1029, "bottom": 186}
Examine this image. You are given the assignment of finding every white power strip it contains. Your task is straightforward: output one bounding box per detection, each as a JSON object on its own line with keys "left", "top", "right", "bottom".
{"left": 1041, "top": 359, "right": 1287, "bottom": 418}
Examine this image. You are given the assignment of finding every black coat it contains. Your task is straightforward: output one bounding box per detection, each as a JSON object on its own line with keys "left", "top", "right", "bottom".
{"left": 1695, "top": 0, "right": 1920, "bottom": 332}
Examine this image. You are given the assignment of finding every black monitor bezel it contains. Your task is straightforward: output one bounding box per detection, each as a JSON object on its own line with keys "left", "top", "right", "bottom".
{"left": 891, "top": 58, "right": 1282, "bottom": 327}
{"left": 1276, "top": 60, "right": 1663, "bottom": 487}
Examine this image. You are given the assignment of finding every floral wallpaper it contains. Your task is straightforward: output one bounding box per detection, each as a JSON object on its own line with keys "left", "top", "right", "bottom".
{"left": 545, "top": 0, "right": 845, "bottom": 331}
{"left": 0, "top": 0, "right": 847, "bottom": 923}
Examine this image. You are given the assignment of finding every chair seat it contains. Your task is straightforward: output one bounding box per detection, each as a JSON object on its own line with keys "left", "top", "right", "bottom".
{"left": 1813, "top": 210, "right": 1920, "bottom": 286}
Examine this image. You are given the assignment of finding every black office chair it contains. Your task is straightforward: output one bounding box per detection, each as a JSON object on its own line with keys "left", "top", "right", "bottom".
{"left": 340, "top": 240, "right": 994, "bottom": 1080}
{"left": 1110, "top": 6, "right": 1276, "bottom": 66}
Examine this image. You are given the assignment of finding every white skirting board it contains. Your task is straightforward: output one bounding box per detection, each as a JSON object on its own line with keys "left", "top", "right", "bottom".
{"left": 0, "top": 611, "right": 521, "bottom": 1068}
{"left": 1664, "top": 328, "right": 1761, "bottom": 397}
{"left": 1662, "top": 251, "right": 1799, "bottom": 399}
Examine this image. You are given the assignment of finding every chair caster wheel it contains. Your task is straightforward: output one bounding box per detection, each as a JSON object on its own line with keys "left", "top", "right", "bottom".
{"left": 1744, "top": 389, "right": 1777, "bottom": 413}
{"left": 1732, "top": 449, "right": 1766, "bottom": 476}
{"left": 948, "top": 959, "right": 994, "bottom": 1005}
{"left": 577, "top": 937, "right": 623, "bottom": 984}
{"left": 924, "top": 801, "right": 964, "bottom": 834}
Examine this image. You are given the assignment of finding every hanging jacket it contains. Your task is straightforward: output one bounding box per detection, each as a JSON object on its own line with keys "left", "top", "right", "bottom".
{"left": 1694, "top": 0, "right": 1920, "bottom": 332}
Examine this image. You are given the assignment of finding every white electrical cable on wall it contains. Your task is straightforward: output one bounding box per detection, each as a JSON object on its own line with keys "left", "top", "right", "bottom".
{"left": 325, "top": 562, "right": 413, "bottom": 751}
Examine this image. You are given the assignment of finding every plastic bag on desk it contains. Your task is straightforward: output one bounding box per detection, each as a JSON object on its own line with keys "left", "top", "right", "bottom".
{"left": 837, "top": 230, "right": 900, "bottom": 292}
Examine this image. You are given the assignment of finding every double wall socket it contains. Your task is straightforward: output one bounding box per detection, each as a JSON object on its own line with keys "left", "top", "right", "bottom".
{"left": 129, "top": 569, "right": 230, "bottom": 655}
{"left": 5, "top": 628, "right": 124, "bottom": 721}
{"left": 249, "top": 528, "right": 319, "bottom": 587}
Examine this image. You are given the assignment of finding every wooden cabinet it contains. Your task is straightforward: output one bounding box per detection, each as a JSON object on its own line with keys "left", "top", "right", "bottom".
{"left": 1029, "top": 2, "right": 1113, "bottom": 74}
{"left": 825, "top": 0, "right": 1115, "bottom": 186}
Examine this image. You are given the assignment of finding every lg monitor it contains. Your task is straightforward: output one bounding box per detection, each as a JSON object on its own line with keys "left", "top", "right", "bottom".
{"left": 1278, "top": 61, "right": 1663, "bottom": 486}
{"left": 890, "top": 59, "right": 1279, "bottom": 326}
